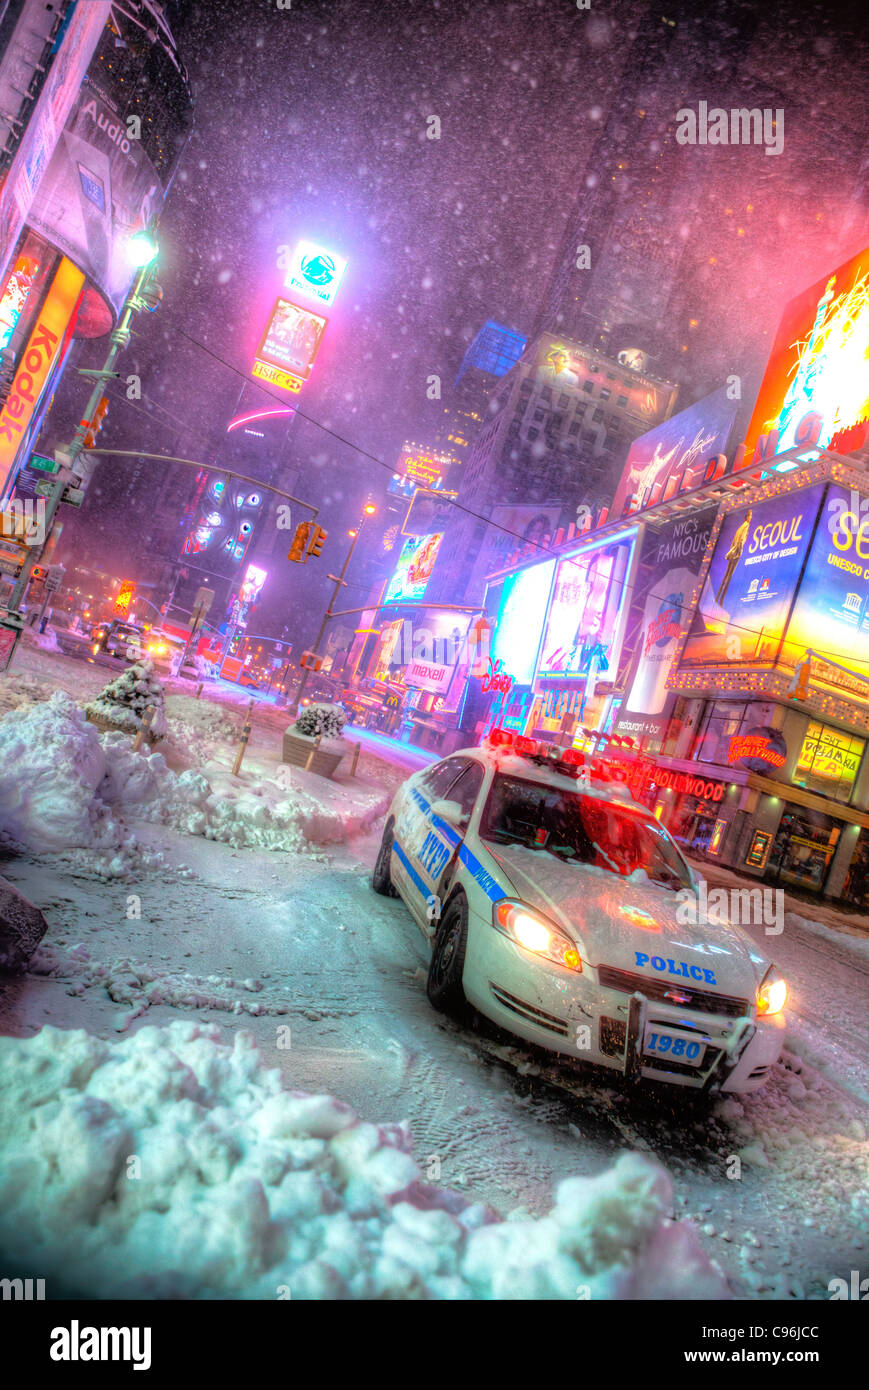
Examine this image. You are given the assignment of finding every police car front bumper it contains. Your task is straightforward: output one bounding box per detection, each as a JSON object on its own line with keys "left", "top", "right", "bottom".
{"left": 463, "top": 916, "right": 783, "bottom": 1092}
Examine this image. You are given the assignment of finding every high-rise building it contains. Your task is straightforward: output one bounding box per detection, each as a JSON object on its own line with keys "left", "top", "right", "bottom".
{"left": 424, "top": 331, "right": 677, "bottom": 608}
{"left": 433, "top": 320, "right": 527, "bottom": 473}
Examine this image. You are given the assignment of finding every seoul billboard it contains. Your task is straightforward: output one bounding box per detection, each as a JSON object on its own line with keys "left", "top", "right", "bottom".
{"left": 679, "top": 485, "right": 826, "bottom": 669}
{"left": 745, "top": 244, "right": 869, "bottom": 463}
{"left": 614, "top": 507, "right": 718, "bottom": 743}
{"left": 256, "top": 297, "right": 327, "bottom": 382}
{"left": 383, "top": 532, "right": 443, "bottom": 604}
{"left": 610, "top": 386, "right": 738, "bottom": 520}
{"left": 538, "top": 532, "right": 636, "bottom": 681}
{"left": 283, "top": 240, "right": 347, "bottom": 308}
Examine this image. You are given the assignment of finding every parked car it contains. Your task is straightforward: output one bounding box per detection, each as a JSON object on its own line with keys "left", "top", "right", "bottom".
{"left": 372, "top": 728, "right": 787, "bottom": 1095}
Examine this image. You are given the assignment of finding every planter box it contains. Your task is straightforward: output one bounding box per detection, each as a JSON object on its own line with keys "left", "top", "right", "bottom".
{"left": 85, "top": 711, "right": 162, "bottom": 746}
{"left": 282, "top": 727, "right": 346, "bottom": 779}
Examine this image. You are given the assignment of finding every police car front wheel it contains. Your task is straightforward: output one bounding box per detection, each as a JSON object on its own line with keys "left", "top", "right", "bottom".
{"left": 427, "top": 896, "right": 470, "bottom": 1017}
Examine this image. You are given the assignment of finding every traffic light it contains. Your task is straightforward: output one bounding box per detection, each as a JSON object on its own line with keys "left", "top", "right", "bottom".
{"left": 307, "top": 525, "right": 327, "bottom": 559}
{"left": 288, "top": 521, "right": 311, "bottom": 562}
{"left": 299, "top": 650, "right": 323, "bottom": 670}
{"left": 81, "top": 396, "right": 109, "bottom": 449}
{"left": 30, "top": 565, "right": 48, "bottom": 582}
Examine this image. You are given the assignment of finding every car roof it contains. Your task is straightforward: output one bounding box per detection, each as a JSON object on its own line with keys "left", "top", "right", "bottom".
{"left": 448, "top": 745, "right": 656, "bottom": 813}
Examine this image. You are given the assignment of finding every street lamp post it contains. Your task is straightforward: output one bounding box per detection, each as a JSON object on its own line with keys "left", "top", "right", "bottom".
{"left": 288, "top": 504, "right": 376, "bottom": 717}
{"left": 1, "top": 230, "right": 162, "bottom": 671}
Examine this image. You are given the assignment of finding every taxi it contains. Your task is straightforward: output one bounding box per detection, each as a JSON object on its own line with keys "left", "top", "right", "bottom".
{"left": 372, "top": 729, "right": 787, "bottom": 1094}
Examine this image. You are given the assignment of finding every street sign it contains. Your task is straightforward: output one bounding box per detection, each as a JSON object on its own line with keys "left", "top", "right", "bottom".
{"left": 45, "top": 566, "right": 64, "bottom": 592}
{"left": 34, "top": 480, "right": 53, "bottom": 496}
{"left": 61, "top": 487, "right": 84, "bottom": 506}
{"left": 70, "top": 452, "right": 96, "bottom": 483}
{"left": 29, "top": 453, "right": 60, "bottom": 474}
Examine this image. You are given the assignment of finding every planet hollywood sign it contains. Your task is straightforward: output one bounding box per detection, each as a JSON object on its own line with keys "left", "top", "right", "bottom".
{"left": 616, "top": 758, "right": 726, "bottom": 803}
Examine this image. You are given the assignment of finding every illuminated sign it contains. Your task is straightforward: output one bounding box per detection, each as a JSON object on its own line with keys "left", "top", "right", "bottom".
{"left": 612, "top": 387, "right": 738, "bottom": 519}
{"left": 240, "top": 563, "right": 267, "bottom": 604}
{"left": 257, "top": 297, "right": 327, "bottom": 381}
{"left": 0, "top": 257, "right": 84, "bottom": 499}
{"left": 395, "top": 443, "right": 457, "bottom": 491}
{"left": 480, "top": 658, "right": 513, "bottom": 696}
{"left": 644, "top": 763, "right": 726, "bottom": 802}
{"left": 383, "top": 532, "right": 443, "bottom": 604}
{"left": 114, "top": 579, "right": 135, "bottom": 616}
{"left": 488, "top": 560, "right": 555, "bottom": 687}
{"left": 795, "top": 720, "right": 864, "bottom": 798}
{"left": 745, "top": 243, "right": 869, "bottom": 464}
{"left": 402, "top": 488, "right": 457, "bottom": 538}
{"left": 727, "top": 727, "right": 787, "bottom": 772}
{"left": 680, "top": 486, "right": 824, "bottom": 669}
{"left": 538, "top": 533, "right": 635, "bottom": 680}
{"left": 534, "top": 332, "right": 674, "bottom": 425}
{"left": 784, "top": 483, "right": 869, "bottom": 678}
{"left": 0, "top": 254, "right": 40, "bottom": 353}
{"left": 708, "top": 818, "right": 727, "bottom": 855}
{"left": 745, "top": 829, "right": 772, "bottom": 869}
{"left": 283, "top": 240, "right": 347, "bottom": 307}
{"left": 251, "top": 360, "right": 302, "bottom": 393}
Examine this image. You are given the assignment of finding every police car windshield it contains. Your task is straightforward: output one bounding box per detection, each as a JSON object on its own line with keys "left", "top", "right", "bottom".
{"left": 480, "top": 774, "right": 691, "bottom": 891}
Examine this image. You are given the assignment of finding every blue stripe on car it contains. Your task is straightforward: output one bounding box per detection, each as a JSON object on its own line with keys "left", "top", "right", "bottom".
{"left": 393, "top": 838, "right": 433, "bottom": 900}
{"left": 401, "top": 780, "right": 504, "bottom": 902}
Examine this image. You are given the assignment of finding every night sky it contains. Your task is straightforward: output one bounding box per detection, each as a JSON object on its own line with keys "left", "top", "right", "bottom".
{"left": 51, "top": 0, "right": 869, "bottom": 636}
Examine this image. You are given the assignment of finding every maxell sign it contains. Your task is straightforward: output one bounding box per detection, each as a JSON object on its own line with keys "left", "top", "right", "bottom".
{"left": 0, "top": 257, "right": 84, "bottom": 500}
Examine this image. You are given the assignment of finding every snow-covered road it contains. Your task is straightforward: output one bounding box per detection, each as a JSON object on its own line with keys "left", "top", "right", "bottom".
{"left": 0, "top": 642, "right": 866, "bottom": 1298}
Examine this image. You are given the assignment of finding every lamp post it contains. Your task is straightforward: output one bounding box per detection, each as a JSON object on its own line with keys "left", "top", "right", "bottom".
{"left": 289, "top": 503, "right": 376, "bottom": 717}
{"left": 1, "top": 229, "right": 162, "bottom": 671}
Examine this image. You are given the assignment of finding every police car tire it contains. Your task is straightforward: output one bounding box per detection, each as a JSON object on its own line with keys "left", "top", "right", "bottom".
{"left": 427, "top": 896, "right": 469, "bottom": 1017}
{"left": 372, "top": 820, "right": 397, "bottom": 896}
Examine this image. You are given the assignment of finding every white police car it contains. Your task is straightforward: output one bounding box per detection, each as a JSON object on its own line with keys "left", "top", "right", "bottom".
{"left": 372, "top": 729, "right": 787, "bottom": 1094}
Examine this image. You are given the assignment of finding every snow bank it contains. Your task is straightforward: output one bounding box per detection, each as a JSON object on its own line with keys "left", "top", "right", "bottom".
{"left": 0, "top": 692, "right": 387, "bottom": 872}
{"left": 0, "top": 1021, "right": 730, "bottom": 1300}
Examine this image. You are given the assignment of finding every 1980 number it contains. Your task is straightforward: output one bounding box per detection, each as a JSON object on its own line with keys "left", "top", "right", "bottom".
{"left": 646, "top": 1033, "right": 701, "bottom": 1059}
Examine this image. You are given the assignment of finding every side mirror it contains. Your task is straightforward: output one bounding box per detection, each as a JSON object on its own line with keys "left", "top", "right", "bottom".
{"left": 430, "top": 798, "right": 465, "bottom": 828}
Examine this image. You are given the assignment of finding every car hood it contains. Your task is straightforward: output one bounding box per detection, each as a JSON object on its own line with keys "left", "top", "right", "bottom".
{"left": 485, "top": 842, "right": 769, "bottom": 996}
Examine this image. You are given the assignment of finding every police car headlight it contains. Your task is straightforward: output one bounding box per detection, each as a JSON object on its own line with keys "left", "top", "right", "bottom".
{"left": 756, "top": 968, "right": 787, "bottom": 1016}
{"left": 494, "top": 900, "right": 582, "bottom": 972}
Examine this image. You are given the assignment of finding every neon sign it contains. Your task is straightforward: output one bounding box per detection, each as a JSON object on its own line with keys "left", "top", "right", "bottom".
{"left": 480, "top": 658, "right": 513, "bottom": 695}
{"left": 728, "top": 733, "right": 786, "bottom": 769}
{"left": 283, "top": 240, "right": 347, "bottom": 307}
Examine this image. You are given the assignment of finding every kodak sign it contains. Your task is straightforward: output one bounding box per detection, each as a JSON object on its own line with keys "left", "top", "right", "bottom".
{"left": 0, "top": 257, "right": 84, "bottom": 497}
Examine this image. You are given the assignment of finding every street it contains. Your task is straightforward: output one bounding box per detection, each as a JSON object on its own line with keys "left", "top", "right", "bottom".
{"left": 0, "top": 640, "right": 865, "bottom": 1301}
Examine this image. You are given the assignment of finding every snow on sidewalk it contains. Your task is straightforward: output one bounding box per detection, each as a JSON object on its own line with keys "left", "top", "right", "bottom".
{"left": 0, "top": 692, "right": 389, "bottom": 875}
{"left": 0, "top": 1019, "right": 730, "bottom": 1300}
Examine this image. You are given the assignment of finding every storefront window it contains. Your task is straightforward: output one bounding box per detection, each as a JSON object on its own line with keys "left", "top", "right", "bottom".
{"left": 793, "top": 721, "right": 865, "bottom": 805}
{"left": 691, "top": 701, "right": 747, "bottom": 764}
{"left": 767, "top": 810, "right": 841, "bottom": 892}
{"left": 843, "top": 828, "right": 869, "bottom": 907}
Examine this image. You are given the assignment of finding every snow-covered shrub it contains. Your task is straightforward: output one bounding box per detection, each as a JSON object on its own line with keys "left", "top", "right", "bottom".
{"left": 85, "top": 659, "right": 167, "bottom": 738}
{"left": 293, "top": 702, "right": 346, "bottom": 740}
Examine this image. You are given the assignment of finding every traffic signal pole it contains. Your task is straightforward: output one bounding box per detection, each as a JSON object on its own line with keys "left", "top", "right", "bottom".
{"left": 288, "top": 521, "right": 364, "bottom": 717}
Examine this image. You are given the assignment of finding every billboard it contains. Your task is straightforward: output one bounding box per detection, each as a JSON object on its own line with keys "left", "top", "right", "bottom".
{"left": 403, "top": 612, "right": 473, "bottom": 695}
{"left": 472, "top": 503, "right": 562, "bottom": 591}
{"left": 783, "top": 483, "right": 869, "bottom": 676}
{"left": 611, "top": 387, "right": 738, "bottom": 520}
{"left": 0, "top": 256, "right": 84, "bottom": 500}
{"left": 533, "top": 333, "right": 674, "bottom": 426}
{"left": 538, "top": 533, "right": 636, "bottom": 680}
{"left": 679, "top": 485, "right": 825, "bottom": 668}
{"left": 383, "top": 532, "right": 443, "bottom": 604}
{"left": 26, "top": 79, "right": 166, "bottom": 317}
{"left": 402, "top": 489, "right": 457, "bottom": 538}
{"left": 395, "top": 443, "right": 456, "bottom": 491}
{"left": 489, "top": 559, "right": 555, "bottom": 687}
{"left": 614, "top": 507, "right": 718, "bottom": 742}
{"left": 283, "top": 240, "right": 347, "bottom": 308}
{"left": 256, "top": 297, "right": 327, "bottom": 381}
{"left": 745, "top": 244, "right": 869, "bottom": 462}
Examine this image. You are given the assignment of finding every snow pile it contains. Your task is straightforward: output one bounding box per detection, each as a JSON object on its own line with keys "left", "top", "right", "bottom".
{"left": 85, "top": 660, "right": 168, "bottom": 739}
{"left": 0, "top": 1021, "right": 730, "bottom": 1300}
{"left": 0, "top": 693, "right": 387, "bottom": 869}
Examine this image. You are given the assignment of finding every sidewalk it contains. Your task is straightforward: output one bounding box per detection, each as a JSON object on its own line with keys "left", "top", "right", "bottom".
{"left": 685, "top": 852, "right": 869, "bottom": 943}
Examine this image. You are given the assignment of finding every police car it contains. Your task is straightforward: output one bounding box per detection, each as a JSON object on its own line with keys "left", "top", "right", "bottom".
{"left": 372, "top": 729, "right": 787, "bottom": 1094}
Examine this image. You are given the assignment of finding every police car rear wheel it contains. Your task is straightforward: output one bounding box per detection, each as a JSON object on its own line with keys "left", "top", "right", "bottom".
{"left": 372, "top": 819, "right": 397, "bottom": 896}
{"left": 427, "top": 896, "right": 469, "bottom": 1017}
